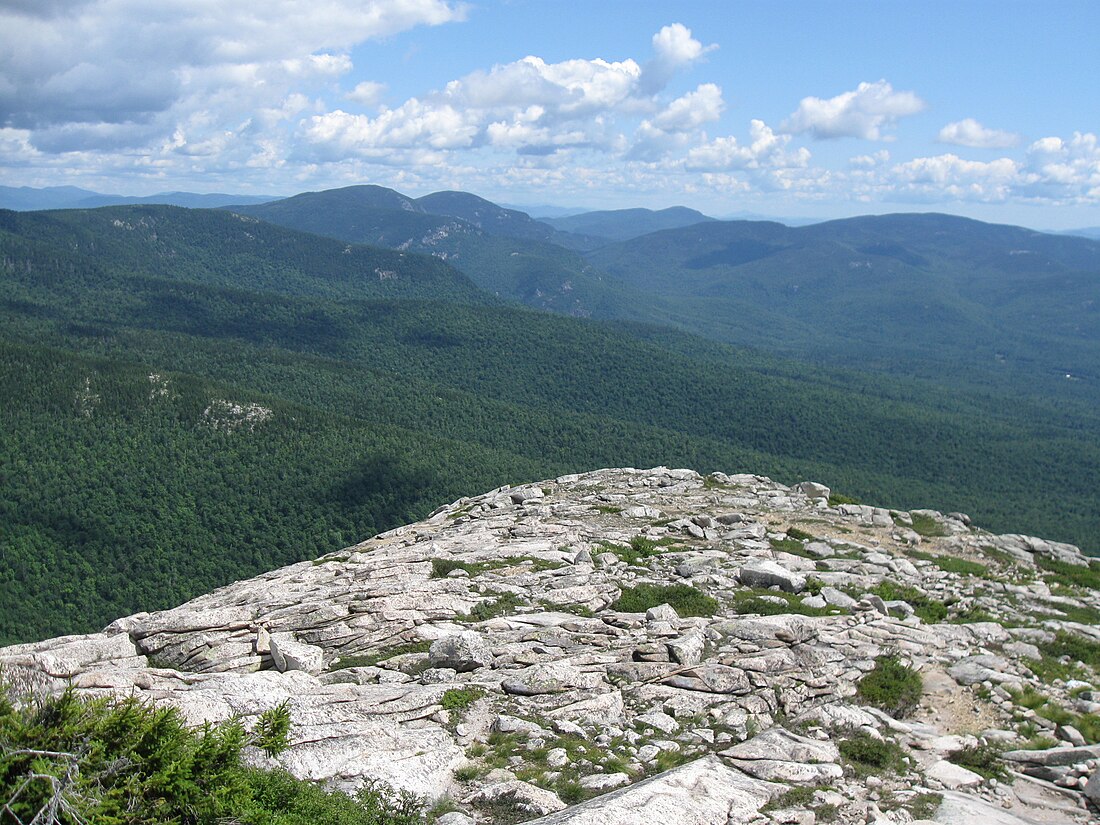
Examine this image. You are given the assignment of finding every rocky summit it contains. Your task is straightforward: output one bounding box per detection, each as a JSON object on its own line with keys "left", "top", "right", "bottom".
{"left": 4, "top": 467, "right": 1100, "bottom": 825}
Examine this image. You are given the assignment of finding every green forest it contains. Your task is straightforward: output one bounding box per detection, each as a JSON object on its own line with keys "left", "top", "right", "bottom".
{"left": 2, "top": 203, "right": 1099, "bottom": 645}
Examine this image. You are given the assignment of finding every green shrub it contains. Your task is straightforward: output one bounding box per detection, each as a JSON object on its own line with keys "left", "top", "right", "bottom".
{"left": 769, "top": 537, "right": 806, "bottom": 554}
{"left": 828, "top": 493, "right": 861, "bottom": 507}
{"left": 948, "top": 743, "right": 1007, "bottom": 781}
{"left": 786, "top": 527, "right": 815, "bottom": 542}
{"left": 452, "top": 763, "right": 483, "bottom": 782}
{"left": 431, "top": 558, "right": 478, "bottom": 578}
{"left": 253, "top": 700, "right": 292, "bottom": 756}
{"left": 856, "top": 655, "right": 923, "bottom": 718}
{"left": 611, "top": 583, "right": 718, "bottom": 617}
{"left": 907, "top": 549, "right": 989, "bottom": 578}
{"left": 329, "top": 640, "right": 431, "bottom": 670}
{"left": 1041, "top": 630, "right": 1100, "bottom": 669}
{"left": 908, "top": 513, "right": 948, "bottom": 538}
{"left": 905, "top": 792, "right": 943, "bottom": 820}
{"left": 732, "top": 589, "right": 837, "bottom": 617}
{"left": 1035, "top": 556, "right": 1100, "bottom": 591}
{"left": 603, "top": 536, "right": 680, "bottom": 566}
{"left": 868, "top": 582, "right": 948, "bottom": 623}
{"left": 0, "top": 683, "right": 425, "bottom": 825}
{"left": 838, "top": 732, "right": 905, "bottom": 775}
{"left": 441, "top": 687, "right": 484, "bottom": 711}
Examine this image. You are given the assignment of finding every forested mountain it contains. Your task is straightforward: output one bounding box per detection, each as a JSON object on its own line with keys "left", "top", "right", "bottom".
{"left": 587, "top": 213, "right": 1100, "bottom": 400}
{"left": 4, "top": 204, "right": 1100, "bottom": 644}
{"left": 540, "top": 205, "right": 715, "bottom": 241}
{"left": 236, "top": 187, "right": 1100, "bottom": 405}
{"left": 0, "top": 205, "right": 485, "bottom": 305}
{"left": 232, "top": 186, "right": 619, "bottom": 314}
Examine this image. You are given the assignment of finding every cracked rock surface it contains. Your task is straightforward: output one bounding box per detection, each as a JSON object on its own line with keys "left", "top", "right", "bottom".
{"left": 4, "top": 467, "right": 1100, "bottom": 824}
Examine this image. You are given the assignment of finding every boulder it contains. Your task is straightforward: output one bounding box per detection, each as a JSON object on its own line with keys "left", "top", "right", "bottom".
{"left": 268, "top": 633, "right": 323, "bottom": 675}
{"left": 738, "top": 560, "right": 807, "bottom": 593}
{"left": 926, "top": 759, "right": 984, "bottom": 789}
{"left": 428, "top": 631, "right": 493, "bottom": 672}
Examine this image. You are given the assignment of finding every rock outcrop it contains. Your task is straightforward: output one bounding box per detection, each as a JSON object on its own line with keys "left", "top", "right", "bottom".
{"left": 3, "top": 467, "right": 1099, "bottom": 824}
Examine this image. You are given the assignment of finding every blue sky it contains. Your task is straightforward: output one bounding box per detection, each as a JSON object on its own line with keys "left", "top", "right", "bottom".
{"left": 1, "top": 0, "right": 1098, "bottom": 228}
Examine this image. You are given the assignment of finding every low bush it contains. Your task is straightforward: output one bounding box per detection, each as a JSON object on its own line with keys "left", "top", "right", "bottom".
{"left": 441, "top": 687, "right": 484, "bottom": 711}
{"left": 838, "top": 731, "right": 905, "bottom": 775}
{"left": 1036, "top": 556, "right": 1100, "bottom": 591}
{"left": 0, "top": 682, "right": 425, "bottom": 824}
{"left": 611, "top": 583, "right": 718, "bottom": 617}
{"left": 868, "top": 582, "right": 948, "bottom": 623}
{"left": 856, "top": 655, "right": 923, "bottom": 718}
{"left": 948, "top": 743, "right": 1007, "bottom": 781}
{"left": 908, "top": 513, "right": 948, "bottom": 538}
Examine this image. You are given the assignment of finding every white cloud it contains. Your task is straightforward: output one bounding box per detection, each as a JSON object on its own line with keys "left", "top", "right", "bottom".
{"left": 651, "top": 23, "right": 715, "bottom": 66}
{"left": 346, "top": 81, "right": 387, "bottom": 107}
{"left": 783, "top": 80, "right": 925, "bottom": 140}
{"left": 893, "top": 153, "right": 1019, "bottom": 185}
{"left": 653, "top": 84, "right": 724, "bottom": 132}
{"left": 849, "top": 150, "right": 890, "bottom": 168}
{"left": 303, "top": 99, "right": 479, "bottom": 156}
{"left": 0, "top": 0, "right": 466, "bottom": 138}
{"left": 938, "top": 118, "right": 1019, "bottom": 149}
{"left": 303, "top": 27, "right": 714, "bottom": 160}
{"left": 1019, "top": 131, "right": 1100, "bottom": 199}
{"left": 641, "top": 23, "right": 717, "bottom": 93}
{"left": 685, "top": 120, "right": 810, "bottom": 172}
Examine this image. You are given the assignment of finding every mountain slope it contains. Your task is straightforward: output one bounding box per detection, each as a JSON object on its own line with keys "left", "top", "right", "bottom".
{"left": 232, "top": 186, "right": 622, "bottom": 315}
{"left": 5, "top": 467, "right": 1099, "bottom": 823}
{"left": 4, "top": 203, "right": 1100, "bottom": 644}
{"left": 0, "top": 205, "right": 486, "bottom": 305}
{"left": 587, "top": 213, "right": 1100, "bottom": 397}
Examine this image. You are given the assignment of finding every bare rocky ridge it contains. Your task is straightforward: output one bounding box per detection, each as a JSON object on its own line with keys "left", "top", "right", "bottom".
{"left": 3, "top": 467, "right": 1100, "bottom": 824}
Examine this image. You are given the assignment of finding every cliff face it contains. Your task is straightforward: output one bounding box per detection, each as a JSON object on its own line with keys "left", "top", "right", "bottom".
{"left": 3, "top": 467, "right": 1099, "bottom": 824}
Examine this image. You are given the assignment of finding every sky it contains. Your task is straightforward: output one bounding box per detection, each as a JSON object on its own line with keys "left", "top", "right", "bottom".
{"left": 1, "top": 0, "right": 1098, "bottom": 229}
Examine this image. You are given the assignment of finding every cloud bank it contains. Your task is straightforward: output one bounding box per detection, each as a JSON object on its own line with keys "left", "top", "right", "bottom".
{"left": 0, "top": 5, "right": 1096, "bottom": 215}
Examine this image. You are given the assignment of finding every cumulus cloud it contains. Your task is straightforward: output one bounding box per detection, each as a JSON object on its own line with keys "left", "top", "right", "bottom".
{"left": 685, "top": 120, "right": 810, "bottom": 172}
{"left": 641, "top": 23, "right": 717, "bottom": 93}
{"left": 938, "top": 118, "right": 1019, "bottom": 149}
{"left": 0, "top": 0, "right": 466, "bottom": 140}
{"left": 653, "top": 84, "right": 724, "bottom": 131}
{"left": 302, "top": 26, "right": 716, "bottom": 160}
{"left": 783, "top": 80, "right": 924, "bottom": 140}
{"left": 346, "top": 81, "right": 387, "bottom": 107}
{"left": 1020, "top": 132, "right": 1100, "bottom": 199}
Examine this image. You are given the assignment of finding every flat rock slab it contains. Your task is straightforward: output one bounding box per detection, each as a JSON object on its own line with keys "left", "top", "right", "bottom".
{"left": 524, "top": 756, "right": 783, "bottom": 825}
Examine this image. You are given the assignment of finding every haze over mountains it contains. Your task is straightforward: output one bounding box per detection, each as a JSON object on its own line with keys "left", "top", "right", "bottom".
{"left": 2, "top": 185, "right": 1099, "bottom": 646}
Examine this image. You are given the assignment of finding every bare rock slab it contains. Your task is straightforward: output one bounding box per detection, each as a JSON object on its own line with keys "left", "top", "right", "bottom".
{"left": 523, "top": 756, "right": 782, "bottom": 825}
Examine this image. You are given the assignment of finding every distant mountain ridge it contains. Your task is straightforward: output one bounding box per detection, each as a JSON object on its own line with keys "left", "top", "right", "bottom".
{"left": 540, "top": 205, "right": 715, "bottom": 241}
{"left": 0, "top": 185, "right": 277, "bottom": 211}
{"left": 231, "top": 185, "right": 620, "bottom": 315}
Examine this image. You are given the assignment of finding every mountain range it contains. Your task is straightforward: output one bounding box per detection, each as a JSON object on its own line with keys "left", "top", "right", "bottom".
{"left": 1, "top": 188, "right": 1098, "bottom": 646}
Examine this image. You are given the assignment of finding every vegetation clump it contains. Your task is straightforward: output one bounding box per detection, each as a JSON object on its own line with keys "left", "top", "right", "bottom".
{"left": 856, "top": 655, "right": 923, "bottom": 718}
{"left": 838, "top": 731, "right": 906, "bottom": 776}
{"left": 611, "top": 583, "right": 718, "bottom": 617}
{"left": 948, "top": 743, "right": 1008, "bottom": 781}
{"left": 441, "top": 687, "right": 484, "bottom": 711}
{"left": 867, "top": 582, "right": 948, "bottom": 624}
{"left": 602, "top": 535, "right": 680, "bottom": 566}
{"left": 0, "top": 683, "right": 425, "bottom": 824}
{"left": 908, "top": 513, "right": 949, "bottom": 538}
